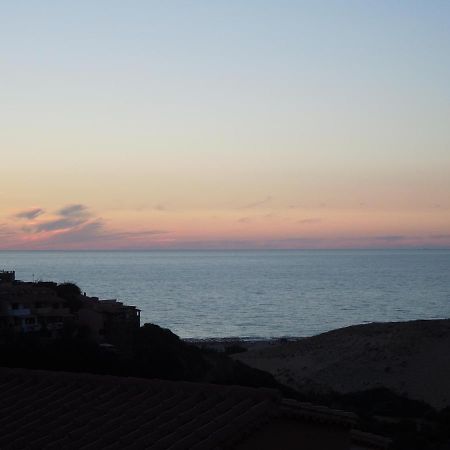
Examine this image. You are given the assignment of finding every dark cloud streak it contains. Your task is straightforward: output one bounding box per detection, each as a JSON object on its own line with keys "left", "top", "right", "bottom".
{"left": 242, "top": 196, "right": 272, "bottom": 209}
{"left": 15, "top": 208, "right": 45, "bottom": 220}
{"left": 23, "top": 204, "right": 92, "bottom": 233}
{"left": 297, "top": 217, "right": 322, "bottom": 225}
{"left": 34, "top": 217, "right": 87, "bottom": 232}
{"left": 58, "top": 204, "right": 90, "bottom": 218}
{"left": 12, "top": 202, "right": 169, "bottom": 248}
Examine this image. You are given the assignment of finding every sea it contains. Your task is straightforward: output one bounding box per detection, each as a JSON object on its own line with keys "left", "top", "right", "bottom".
{"left": 1, "top": 250, "right": 449, "bottom": 339}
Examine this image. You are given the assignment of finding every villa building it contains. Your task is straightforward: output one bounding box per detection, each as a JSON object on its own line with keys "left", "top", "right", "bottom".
{"left": 0, "top": 274, "right": 72, "bottom": 336}
{"left": 76, "top": 296, "right": 140, "bottom": 347}
{"left": 0, "top": 270, "right": 140, "bottom": 346}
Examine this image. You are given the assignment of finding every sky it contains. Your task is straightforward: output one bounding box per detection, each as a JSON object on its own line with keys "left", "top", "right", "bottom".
{"left": 1, "top": 1, "right": 449, "bottom": 249}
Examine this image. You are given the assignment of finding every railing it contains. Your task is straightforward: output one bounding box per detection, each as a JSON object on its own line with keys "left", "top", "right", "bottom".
{"left": 9, "top": 308, "right": 31, "bottom": 317}
{"left": 21, "top": 323, "right": 42, "bottom": 332}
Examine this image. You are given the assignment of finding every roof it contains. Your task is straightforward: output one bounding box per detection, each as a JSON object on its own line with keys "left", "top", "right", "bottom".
{"left": 0, "top": 367, "right": 280, "bottom": 450}
{"left": 80, "top": 298, "right": 140, "bottom": 313}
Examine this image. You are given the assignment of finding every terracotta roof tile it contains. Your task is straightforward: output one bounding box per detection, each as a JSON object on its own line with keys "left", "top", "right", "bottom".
{"left": 0, "top": 367, "right": 280, "bottom": 449}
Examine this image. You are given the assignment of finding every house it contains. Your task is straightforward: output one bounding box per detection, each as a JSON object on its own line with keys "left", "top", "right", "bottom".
{"left": 0, "top": 270, "right": 15, "bottom": 283}
{"left": 0, "top": 367, "right": 390, "bottom": 450}
{"left": 0, "top": 280, "right": 72, "bottom": 337}
{"left": 77, "top": 296, "right": 140, "bottom": 347}
{"left": 0, "top": 271, "right": 140, "bottom": 346}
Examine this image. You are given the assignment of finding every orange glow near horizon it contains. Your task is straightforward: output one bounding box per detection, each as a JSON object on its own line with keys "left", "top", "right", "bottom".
{"left": 1, "top": 203, "right": 449, "bottom": 250}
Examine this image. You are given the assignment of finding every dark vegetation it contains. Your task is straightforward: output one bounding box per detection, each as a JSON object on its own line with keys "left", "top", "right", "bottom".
{"left": 224, "top": 344, "right": 247, "bottom": 355}
{"left": 0, "top": 323, "right": 288, "bottom": 393}
{"left": 329, "top": 389, "right": 450, "bottom": 450}
{"left": 41, "top": 281, "right": 83, "bottom": 311}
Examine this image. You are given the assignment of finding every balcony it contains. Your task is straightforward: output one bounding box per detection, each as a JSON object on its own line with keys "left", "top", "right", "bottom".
{"left": 9, "top": 308, "right": 31, "bottom": 317}
{"left": 22, "top": 323, "right": 42, "bottom": 333}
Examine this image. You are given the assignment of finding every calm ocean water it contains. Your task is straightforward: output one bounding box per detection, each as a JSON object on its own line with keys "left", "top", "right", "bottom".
{"left": 1, "top": 250, "right": 449, "bottom": 339}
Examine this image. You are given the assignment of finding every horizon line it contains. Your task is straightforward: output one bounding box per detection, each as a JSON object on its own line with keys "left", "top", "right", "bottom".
{"left": 1, "top": 247, "right": 449, "bottom": 252}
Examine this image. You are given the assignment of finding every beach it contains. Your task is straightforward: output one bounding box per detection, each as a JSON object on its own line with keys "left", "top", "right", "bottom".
{"left": 199, "top": 319, "right": 450, "bottom": 409}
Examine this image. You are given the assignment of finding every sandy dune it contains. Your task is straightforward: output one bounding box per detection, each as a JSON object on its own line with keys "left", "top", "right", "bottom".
{"left": 235, "top": 319, "right": 450, "bottom": 409}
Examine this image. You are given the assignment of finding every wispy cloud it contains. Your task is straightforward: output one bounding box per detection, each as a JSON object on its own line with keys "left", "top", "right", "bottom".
{"left": 35, "top": 220, "right": 167, "bottom": 247}
{"left": 15, "top": 208, "right": 45, "bottom": 220}
{"left": 373, "top": 235, "right": 407, "bottom": 241}
{"left": 297, "top": 217, "right": 322, "bottom": 225}
{"left": 32, "top": 217, "right": 87, "bottom": 232}
{"left": 23, "top": 204, "right": 92, "bottom": 233}
{"left": 1, "top": 203, "right": 169, "bottom": 249}
{"left": 242, "top": 196, "right": 272, "bottom": 209}
{"left": 0, "top": 224, "right": 17, "bottom": 238}
{"left": 58, "top": 204, "right": 90, "bottom": 219}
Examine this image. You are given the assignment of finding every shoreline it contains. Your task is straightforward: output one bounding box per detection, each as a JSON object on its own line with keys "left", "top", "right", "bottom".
{"left": 183, "top": 336, "right": 304, "bottom": 352}
{"left": 182, "top": 317, "right": 450, "bottom": 348}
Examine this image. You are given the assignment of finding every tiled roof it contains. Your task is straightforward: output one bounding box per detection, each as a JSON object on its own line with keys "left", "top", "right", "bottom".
{"left": 0, "top": 367, "right": 280, "bottom": 450}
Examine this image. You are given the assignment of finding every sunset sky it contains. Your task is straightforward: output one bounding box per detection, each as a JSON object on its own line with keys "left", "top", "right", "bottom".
{"left": 1, "top": 1, "right": 449, "bottom": 249}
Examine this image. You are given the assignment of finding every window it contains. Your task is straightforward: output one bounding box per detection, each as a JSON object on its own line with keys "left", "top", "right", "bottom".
{"left": 11, "top": 303, "right": 19, "bottom": 310}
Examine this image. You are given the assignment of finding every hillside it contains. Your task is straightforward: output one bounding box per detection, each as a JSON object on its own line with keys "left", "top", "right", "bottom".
{"left": 235, "top": 319, "right": 450, "bottom": 409}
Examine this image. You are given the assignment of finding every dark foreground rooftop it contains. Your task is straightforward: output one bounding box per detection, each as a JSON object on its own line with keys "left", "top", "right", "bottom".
{"left": 0, "top": 367, "right": 388, "bottom": 450}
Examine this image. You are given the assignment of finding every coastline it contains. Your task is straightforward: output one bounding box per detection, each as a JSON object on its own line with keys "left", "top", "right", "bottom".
{"left": 184, "top": 336, "right": 304, "bottom": 352}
